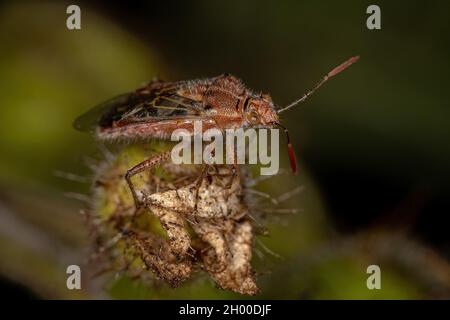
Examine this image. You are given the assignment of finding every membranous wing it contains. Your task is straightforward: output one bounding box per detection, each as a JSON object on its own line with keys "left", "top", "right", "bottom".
{"left": 73, "top": 81, "right": 204, "bottom": 133}
{"left": 74, "top": 93, "right": 132, "bottom": 132}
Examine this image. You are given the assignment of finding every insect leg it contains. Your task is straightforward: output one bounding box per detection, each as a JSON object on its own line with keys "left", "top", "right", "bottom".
{"left": 225, "top": 151, "right": 240, "bottom": 189}
{"left": 192, "top": 145, "right": 218, "bottom": 213}
{"left": 193, "top": 164, "right": 210, "bottom": 214}
{"left": 203, "top": 154, "right": 240, "bottom": 189}
{"left": 125, "top": 151, "right": 171, "bottom": 209}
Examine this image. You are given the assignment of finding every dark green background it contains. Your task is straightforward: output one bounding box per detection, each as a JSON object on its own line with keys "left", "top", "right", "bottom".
{"left": 0, "top": 1, "right": 449, "bottom": 299}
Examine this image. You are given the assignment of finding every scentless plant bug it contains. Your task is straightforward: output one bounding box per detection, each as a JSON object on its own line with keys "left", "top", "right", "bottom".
{"left": 75, "top": 56, "right": 359, "bottom": 208}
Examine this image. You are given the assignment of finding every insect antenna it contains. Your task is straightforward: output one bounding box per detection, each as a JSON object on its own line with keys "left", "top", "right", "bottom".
{"left": 274, "top": 122, "right": 297, "bottom": 174}
{"left": 277, "top": 56, "right": 359, "bottom": 114}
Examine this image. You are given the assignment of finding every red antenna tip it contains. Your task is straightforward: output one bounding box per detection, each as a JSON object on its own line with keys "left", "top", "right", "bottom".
{"left": 328, "top": 56, "right": 360, "bottom": 78}
{"left": 287, "top": 143, "right": 297, "bottom": 175}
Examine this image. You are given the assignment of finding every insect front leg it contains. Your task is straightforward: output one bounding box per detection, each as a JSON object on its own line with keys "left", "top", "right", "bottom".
{"left": 125, "top": 151, "right": 171, "bottom": 209}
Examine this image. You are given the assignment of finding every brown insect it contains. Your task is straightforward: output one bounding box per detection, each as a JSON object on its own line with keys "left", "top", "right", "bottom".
{"left": 75, "top": 56, "right": 359, "bottom": 207}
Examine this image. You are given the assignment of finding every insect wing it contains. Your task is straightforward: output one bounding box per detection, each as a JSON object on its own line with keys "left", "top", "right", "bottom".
{"left": 74, "top": 84, "right": 204, "bottom": 133}
{"left": 73, "top": 93, "right": 134, "bottom": 132}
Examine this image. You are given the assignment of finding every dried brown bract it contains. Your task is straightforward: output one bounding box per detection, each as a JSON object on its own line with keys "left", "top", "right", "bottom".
{"left": 89, "top": 142, "right": 258, "bottom": 295}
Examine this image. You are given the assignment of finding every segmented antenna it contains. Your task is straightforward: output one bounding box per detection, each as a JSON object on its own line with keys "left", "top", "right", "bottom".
{"left": 277, "top": 56, "right": 359, "bottom": 114}
{"left": 274, "top": 122, "right": 297, "bottom": 174}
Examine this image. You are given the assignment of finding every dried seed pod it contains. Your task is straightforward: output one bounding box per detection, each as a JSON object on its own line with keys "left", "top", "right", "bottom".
{"left": 89, "top": 141, "right": 258, "bottom": 295}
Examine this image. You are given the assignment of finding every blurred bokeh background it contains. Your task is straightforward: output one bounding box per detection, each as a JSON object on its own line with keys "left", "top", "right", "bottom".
{"left": 0, "top": 0, "right": 449, "bottom": 299}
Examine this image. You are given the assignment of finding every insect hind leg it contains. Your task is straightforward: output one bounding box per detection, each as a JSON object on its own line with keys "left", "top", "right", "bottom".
{"left": 125, "top": 151, "right": 171, "bottom": 209}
